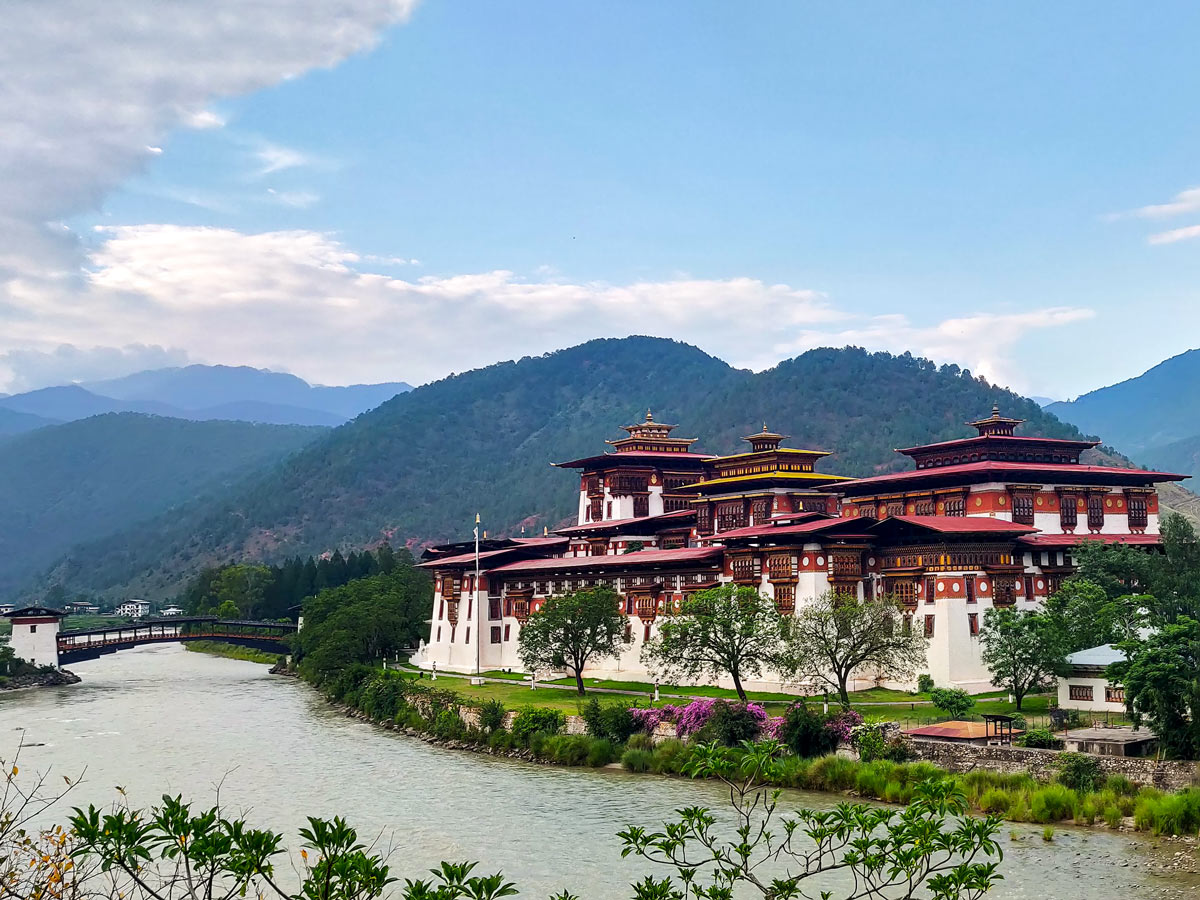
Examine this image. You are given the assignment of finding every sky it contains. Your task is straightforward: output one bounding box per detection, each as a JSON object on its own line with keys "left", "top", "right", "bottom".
{"left": 3, "top": 2, "right": 1200, "bottom": 398}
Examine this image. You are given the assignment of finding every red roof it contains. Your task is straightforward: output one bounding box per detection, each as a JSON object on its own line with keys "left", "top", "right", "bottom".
{"left": 871, "top": 515, "right": 1038, "bottom": 535}
{"left": 835, "top": 461, "right": 1187, "bottom": 491}
{"left": 895, "top": 434, "right": 1099, "bottom": 455}
{"left": 702, "top": 516, "right": 866, "bottom": 542}
{"left": 417, "top": 546, "right": 543, "bottom": 569}
{"left": 490, "top": 546, "right": 722, "bottom": 574}
{"left": 554, "top": 510, "right": 694, "bottom": 535}
{"left": 904, "top": 721, "right": 1021, "bottom": 740}
{"left": 1018, "top": 533, "right": 1162, "bottom": 547}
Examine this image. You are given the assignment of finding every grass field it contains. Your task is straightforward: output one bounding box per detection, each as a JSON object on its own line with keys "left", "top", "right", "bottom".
{"left": 184, "top": 640, "right": 282, "bottom": 665}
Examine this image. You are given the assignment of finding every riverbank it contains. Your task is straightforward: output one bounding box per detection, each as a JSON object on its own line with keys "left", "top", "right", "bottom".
{"left": 326, "top": 665, "right": 1200, "bottom": 839}
{"left": 183, "top": 640, "right": 282, "bottom": 665}
{"left": 0, "top": 667, "right": 81, "bottom": 691}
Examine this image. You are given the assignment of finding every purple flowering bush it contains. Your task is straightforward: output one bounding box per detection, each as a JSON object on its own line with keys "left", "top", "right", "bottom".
{"left": 824, "top": 708, "right": 865, "bottom": 743}
{"left": 630, "top": 699, "right": 770, "bottom": 744}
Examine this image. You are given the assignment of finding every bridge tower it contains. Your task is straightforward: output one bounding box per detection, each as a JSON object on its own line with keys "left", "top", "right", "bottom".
{"left": 3, "top": 606, "right": 64, "bottom": 668}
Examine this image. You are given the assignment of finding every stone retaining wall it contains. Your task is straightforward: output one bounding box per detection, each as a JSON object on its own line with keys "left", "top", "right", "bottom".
{"left": 909, "top": 739, "right": 1198, "bottom": 792}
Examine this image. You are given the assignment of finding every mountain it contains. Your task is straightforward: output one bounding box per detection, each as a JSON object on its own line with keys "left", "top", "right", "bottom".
{"left": 0, "top": 414, "right": 326, "bottom": 597}
{"left": 37, "top": 337, "right": 1105, "bottom": 602}
{"left": 0, "top": 365, "right": 413, "bottom": 431}
{"left": 83, "top": 365, "right": 412, "bottom": 421}
{"left": 1138, "top": 435, "right": 1200, "bottom": 490}
{"left": 1028, "top": 396, "right": 1060, "bottom": 407}
{"left": 0, "top": 406, "right": 57, "bottom": 437}
{"left": 1046, "top": 349, "right": 1200, "bottom": 454}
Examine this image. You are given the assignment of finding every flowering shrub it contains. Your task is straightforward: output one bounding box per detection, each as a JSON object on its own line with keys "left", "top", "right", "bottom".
{"left": 629, "top": 699, "right": 769, "bottom": 741}
{"left": 824, "top": 709, "right": 864, "bottom": 744}
{"left": 762, "top": 716, "right": 785, "bottom": 740}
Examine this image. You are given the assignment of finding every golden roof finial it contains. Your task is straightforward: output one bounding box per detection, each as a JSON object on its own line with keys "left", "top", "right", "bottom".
{"left": 763, "top": 422, "right": 769, "bottom": 433}
{"left": 992, "top": 405, "right": 1000, "bottom": 417}
{"left": 646, "top": 408, "right": 653, "bottom": 422}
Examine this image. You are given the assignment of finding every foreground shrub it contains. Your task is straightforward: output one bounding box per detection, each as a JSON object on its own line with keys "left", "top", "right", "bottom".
{"left": 978, "top": 788, "right": 1013, "bottom": 814}
{"left": 581, "top": 698, "right": 638, "bottom": 743}
{"left": 586, "top": 738, "right": 618, "bottom": 767}
{"left": 1030, "top": 784, "right": 1077, "bottom": 823}
{"left": 806, "top": 755, "right": 860, "bottom": 792}
{"left": 650, "top": 738, "right": 689, "bottom": 775}
{"left": 1134, "top": 788, "right": 1200, "bottom": 835}
{"left": 625, "top": 732, "right": 656, "bottom": 752}
{"left": 779, "top": 700, "right": 837, "bottom": 758}
{"left": 511, "top": 706, "right": 566, "bottom": 744}
{"left": 1056, "top": 752, "right": 1102, "bottom": 793}
{"left": 706, "top": 702, "right": 768, "bottom": 746}
{"left": 929, "top": 687, "right": 975, "bottom": 720}
{"left": 1020, "top": 728, "right": 1063, "bottom": 749}
{"left": 477, "top": 699, "right": 506, "bottom": 733}
{"left": 621, "top": 747, "right": 654, "bottom": 773}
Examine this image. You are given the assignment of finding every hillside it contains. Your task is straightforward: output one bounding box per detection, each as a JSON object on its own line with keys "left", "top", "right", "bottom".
{"left": 1139, "top": 435, "right": 1200, "bottom": 490}
{"left": 1047, "top": 348, "right": 1200, "bottom": 453}
{"left": 0, "top": 414, "right": 325, "bottom": 597}
{"left": 0, "top": 406, "right": 56, "bottom": 437}
{"left": 39, "top": 338, "right": 1102, "bottom": 602}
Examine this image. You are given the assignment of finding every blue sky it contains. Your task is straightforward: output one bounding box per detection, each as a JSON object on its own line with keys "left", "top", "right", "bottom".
{"left": 5, "top": 2, "right": 1200, "bottom": 396}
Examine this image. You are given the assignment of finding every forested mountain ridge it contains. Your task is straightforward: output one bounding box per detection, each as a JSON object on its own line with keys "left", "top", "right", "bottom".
{"left": 35, "top": 337, "right": 1111, "bottom": 603}
{"left": 0, "top": 414, "right": 325, "bottom": 597}
{"left": 1047, "top": 348, "right": 1200, "bottom": 454}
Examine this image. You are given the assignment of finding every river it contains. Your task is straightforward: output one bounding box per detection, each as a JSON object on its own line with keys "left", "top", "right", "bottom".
{"left": 1, "top": 644, "right": 1196, "bottom": 899}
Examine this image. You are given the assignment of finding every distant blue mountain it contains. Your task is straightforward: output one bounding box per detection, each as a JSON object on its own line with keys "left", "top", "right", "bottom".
{"left": 84, "top": 365, "right": 411, "bottom": 420}
{"left": 0, "top": 365, "right": 413, "bottom": 430}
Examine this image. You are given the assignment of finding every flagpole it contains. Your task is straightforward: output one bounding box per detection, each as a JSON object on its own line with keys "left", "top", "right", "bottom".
{"left": 474, "top": 512, "right": 482, "bottom": 675}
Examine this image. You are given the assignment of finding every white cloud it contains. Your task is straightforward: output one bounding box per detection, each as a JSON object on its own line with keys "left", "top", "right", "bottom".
{"left": 0, "top": 223, "right": 1086, "bottom": 394}
{"left": 0, "top": 344, "right": 191, "bottom": 393}
{"left": 254, "top": 142, "right": 317, "bottom": 177}
{"left": 266, "top": 188, "right": 321, "bottom": 208}
{"left": 0, "top": 0, "right": 417, "bottom": 296}
{"left": 1127, "top": 186, "right": 1200, "bottom": 219}
{"left": 1148, "top": 224, "right": 1200, "bottom": 245}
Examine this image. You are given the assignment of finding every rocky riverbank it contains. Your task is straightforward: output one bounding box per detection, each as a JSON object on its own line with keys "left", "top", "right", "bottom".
{"left": 0, "top": 668, "right": 81, "bottom": 691}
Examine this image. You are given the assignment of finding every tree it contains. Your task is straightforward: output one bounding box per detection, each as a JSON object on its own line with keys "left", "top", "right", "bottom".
{"left": 214, "top": 599, "right": 242, "bottom": 619}
{"left": 642, "top": 585, "right": 783, "bottom": 701}
{"left": 213, "top": 564, "right": 273, "bottom": 620}
{"left": 1044, "top": 577, "right": 1147, "bottom": 653}
{"left": 979, "top": 608, "right": 1067, "bottom": 710}
{"left": 517, "top": 586, "right": 630, "bottom": 694}
{"left": 930, "top": 687, "right": 975, "bottom": 720}
{"left": 620, "top": 741, "right": 1004, "bottom": 900}
{"left": 1109, "top": 618, "right": 1200, "bottom": 759}
{"left": 779, "top": 591, "right": 927, "bottom": 706}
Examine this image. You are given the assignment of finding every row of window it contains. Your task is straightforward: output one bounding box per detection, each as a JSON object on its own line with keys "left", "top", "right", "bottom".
{"left": 1068, "top": 684, "right": 1125, "bottom": 703}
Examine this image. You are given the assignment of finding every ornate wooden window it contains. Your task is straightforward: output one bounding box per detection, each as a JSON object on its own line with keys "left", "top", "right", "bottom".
{"left": 993, "top": 579, "right": 1016, "bottom": 607}
{"left": 924, "top": 614, "right": 935, "bottom": 637}
{"left": 1127, "top": 494, "right": 1149, "bottom": 529}
{"left": 633, "top": 495, "right": 649, "bottom": 517}
{"left": 889, "top": 579, "right": 916, "bottom": 608}
{"left": 968, "top": 613, "right": 979, "bottom": 636}
{"left": 1011, "top": 492, "right": 1034, "bottom": 525}
{"left": 964, "top": 575, "right": 976, "bottom": 604}
{"left": 440, "top": 575, "right": 455, "bottom": 597}
{"left": 923, "top": 576, "right": 936, "bottom": 606}
{"left": 767, "top": 553, "right": 793, "bottom": 582}
{"left": 1105, "top": 685, "right": 1125, "bottom": 703}
{"left": 663, "top": 496, "right": 691, "bottom": 513}
{"left": 773, "top": 584, "right": 796, "bottom": 614}
{"left": 730, "top": 556, "right": 757, "bottom": 584}
{"left": 589, "top": 497, "right": 603, "bottom": 521}
{"left": 504, "top": 624, "right": 511, "bottom": 641}
{"left": 885, "top": 500, "right": 905, "bottom": 517}
{"left": 750, "top": 498, "right": 771, "bottom": 523}
{"left": 717, "top": 501, "right": 747, "bottom": 532}
{"left": 1059, "top": 493, "right": 1077, "bottom": 529}
{"left": 446, "top": 600, "right": 459, "bottom": 624}
{"left": 1069, "top": 684, "right": 1093, "bottom": 701}
{"left": 943, "top": 496, "right": 965, "bottom": 517}
{"left": 830, "top": 551, "right": 861, "bottom": 579}
{"left": 913, "top": 497, "right": 936, "bottom": 516}
{"left": 488, "top": 598, "right": 501, "bottom": 619}
{"left": 1087, "top": 495, "right": 1105, "bottom": 530}
{"left": 696, "top": 505, "right": 713, "bottom": 533}
{"left": 490, "top": 626, "right": 502, "bottom": 644}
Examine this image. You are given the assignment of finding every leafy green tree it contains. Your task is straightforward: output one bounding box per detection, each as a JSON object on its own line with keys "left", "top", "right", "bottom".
{"left": 642, "top": 584, "right": 783, "bottom": 701}
{"left": 214, "top": 599, "right": 241, "bottom": 619}
{"left": 1044, "top": 578, "right": 1146, "bottom": 653}
{"left": 1109, "top": 618, "right": 1200, "bottom": 759}
{"left": 929, "top": 687, "right": 975, "bottom": 720}
{"left": 619, "top": 741, "right": 1004, "bottom": 900}
{"left": 979, "top": 608, "right": 1067, "bottom": 711}
{"left": 517, "top": 586, "right": 630, "bottom": 694}
{"left": 213, "top": 563, "right": 273, "bottom": 620}
{"left": 779, "top": 591, "right": 927, "bottom": 706}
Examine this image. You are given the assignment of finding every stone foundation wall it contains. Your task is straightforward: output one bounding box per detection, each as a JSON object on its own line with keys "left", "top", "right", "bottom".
{"left": 909, "top": 739, "right": 1199, "bottom": 792}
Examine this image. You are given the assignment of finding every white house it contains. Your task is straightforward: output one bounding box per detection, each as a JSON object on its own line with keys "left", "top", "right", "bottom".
{"left": 160, "top": 605, "right": 184, "bottom": 617}
{"left": 115, "top": 599, "right": 151, "bottom": 619}
{"left": 2, "top": 607, "right": 64, "bottom": 668}
{"left": 1057, "top": 643, "right": 1127, "bottom": 713}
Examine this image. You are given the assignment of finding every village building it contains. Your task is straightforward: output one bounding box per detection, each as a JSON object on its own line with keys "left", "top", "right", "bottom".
{"left": 413, "top": 409, "right": 1186, "bottom": 693}
{"left": 114, "top": 599, "right": 151, "bottom": 619}
{"left": 1057, "top": 643, "right": 1129, "bottom": 714}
